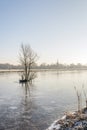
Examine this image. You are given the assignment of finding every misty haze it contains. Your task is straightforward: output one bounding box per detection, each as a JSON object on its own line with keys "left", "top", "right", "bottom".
{"left": 1, "top": 0, "right": 87, "bottom": 130}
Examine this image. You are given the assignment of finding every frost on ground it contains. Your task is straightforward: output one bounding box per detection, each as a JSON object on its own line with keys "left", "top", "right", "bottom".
{"left": 46, "top": 108, "right": 87, "bottom": 130}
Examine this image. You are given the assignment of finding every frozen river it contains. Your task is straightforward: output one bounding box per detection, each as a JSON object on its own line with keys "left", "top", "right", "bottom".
{"left": 0, "top": 70, "right": 87, "bottom": 130}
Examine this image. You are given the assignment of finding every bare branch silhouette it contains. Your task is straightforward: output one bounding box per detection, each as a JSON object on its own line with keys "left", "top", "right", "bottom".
{"left": 19, "top": 43, "right": 38, "bottom": 82}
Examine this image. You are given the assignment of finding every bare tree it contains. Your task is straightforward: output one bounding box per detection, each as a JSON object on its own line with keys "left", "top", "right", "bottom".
{"left": 19, "top": 43, "right": 38, "bottom": 82}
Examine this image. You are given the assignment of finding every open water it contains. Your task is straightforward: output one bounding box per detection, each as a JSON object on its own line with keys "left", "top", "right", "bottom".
{"left": 0, "top": 70, "right": 87, "bottom": 130}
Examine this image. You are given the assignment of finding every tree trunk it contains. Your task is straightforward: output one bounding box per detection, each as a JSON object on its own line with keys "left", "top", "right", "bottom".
{"left": 25, "top": 63, "right": 28, "bottom": 80}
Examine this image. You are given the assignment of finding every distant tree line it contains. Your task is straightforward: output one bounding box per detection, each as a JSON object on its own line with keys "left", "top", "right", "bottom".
{"left": 0, "top": 63, "right": 22, "bottom": 70}
{"left": 35, "top": 62, "right": 87, "bottom": 70}
{"left": 0, "top": 62, "right": 87, "bottom": 70}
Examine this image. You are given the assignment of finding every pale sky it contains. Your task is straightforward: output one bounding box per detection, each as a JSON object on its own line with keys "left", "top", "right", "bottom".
{"left": 0, "top": 0, "right": 87, "bottom": 65}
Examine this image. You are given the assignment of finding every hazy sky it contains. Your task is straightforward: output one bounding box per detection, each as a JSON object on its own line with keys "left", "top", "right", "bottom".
{"left": 0, "top": 0, "right": 87, "bottom": 65}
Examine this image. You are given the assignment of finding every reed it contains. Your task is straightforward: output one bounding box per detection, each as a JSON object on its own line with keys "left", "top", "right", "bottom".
{"left": 74, "top": 86, "right": 82, "bottom": 113}
{"left": 82, "top": 84, "right": 87, "bottom": 108}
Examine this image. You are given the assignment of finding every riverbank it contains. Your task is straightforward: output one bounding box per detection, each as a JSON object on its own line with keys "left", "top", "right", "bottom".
{"left": 0, "top": 68, "right": 87, "bottom": 73}
{"left": 46, "top": 107, "right": 87, "bottom": 130}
